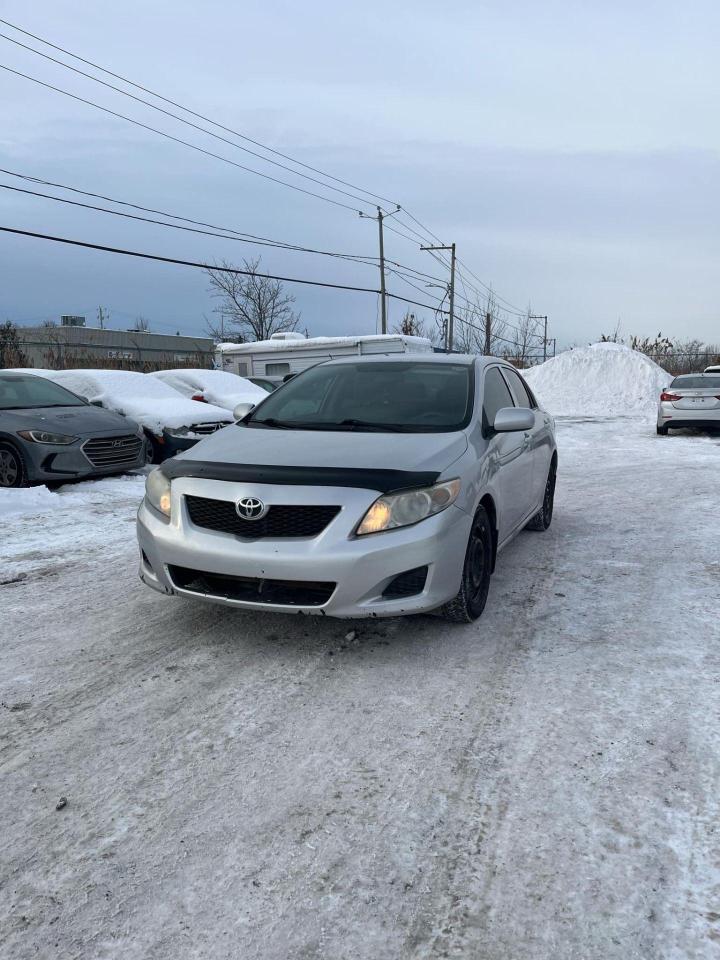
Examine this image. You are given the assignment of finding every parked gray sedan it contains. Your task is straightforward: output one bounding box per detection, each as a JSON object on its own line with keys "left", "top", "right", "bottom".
{"left": 0, "top": 371, "right": 146, "bottom": 486}
{"left": 137, "top": 355, "right": 557, "bottom": 622}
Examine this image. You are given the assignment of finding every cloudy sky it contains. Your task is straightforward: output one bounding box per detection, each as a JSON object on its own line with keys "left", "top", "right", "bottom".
{"left": 1, "top": 0, "right": 719, "bottom": 347}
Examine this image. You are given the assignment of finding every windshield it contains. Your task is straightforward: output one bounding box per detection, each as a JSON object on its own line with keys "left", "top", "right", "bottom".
{"left": 670, "top": 375, "right": 720, "bottom": 389}
{"left": 245, "top": 360, "right": 473, "bottom": 432}
{"left": 0, "top": 374, "right": 87, "bottom": 410}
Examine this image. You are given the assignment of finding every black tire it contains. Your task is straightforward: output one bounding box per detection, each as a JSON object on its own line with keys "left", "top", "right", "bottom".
{"left": 0, "top": 442, "right": 27, "bottom": 488}
{"left": 439, "top": 505, "right": 493, "bottom": 623}
{"left": 656, "top": 425, "right": 668, "bottom": 436}
{"left": 526, "top": 462, "right": 556, "bottom": 531}
{"left": 144, "top": 435, "right": 158, "bottom": 465}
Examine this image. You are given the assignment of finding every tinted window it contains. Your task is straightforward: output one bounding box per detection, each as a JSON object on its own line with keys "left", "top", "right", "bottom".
{"left": 247, "top": 361, "right": 473, "bottom": 432}
{"left": 502, "top": 367, "right": 536, "bottom": 409}
{"left": 0, "top": 374, "right": 86, "bottom": 410}
{"left": 482, "top": 367, "right": 515, "bottom": 429}
{"left": 670, "top": 375, "right": 720, "bottom": 389}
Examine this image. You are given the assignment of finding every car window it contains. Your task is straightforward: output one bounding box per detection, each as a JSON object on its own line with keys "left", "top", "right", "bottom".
{"left": 0, "top": 374, "right": 86, "bottom": 410}
{"left": 670, "top": 375, "right": 720, "bottom": 389}
{"left": 482, "top": 367, "right": 515, "bottom": 431}
{"left": 501, "top": 367, "right": 536, "bottom": 409}
{"left": 245, "top": 361, "right": 473, "bottom": 432}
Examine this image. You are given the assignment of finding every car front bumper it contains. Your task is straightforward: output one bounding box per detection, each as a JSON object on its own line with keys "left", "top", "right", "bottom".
{"left": 136, "top": 475, "right": 472, "bottom": 618}
{"left": 19, "top": 431, "right": 146, "bottom": 483}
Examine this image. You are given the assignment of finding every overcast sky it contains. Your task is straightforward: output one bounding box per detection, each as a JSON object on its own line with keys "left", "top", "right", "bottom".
{"left": 1, "top": 0, "right": 719, "bottom": 347}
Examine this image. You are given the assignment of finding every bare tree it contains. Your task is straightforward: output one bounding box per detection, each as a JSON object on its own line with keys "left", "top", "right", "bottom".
{"left": 453, "top": 288, "right": 507, "bottom": 355}
{"left": 392, "top": 311, "right": 432, "bottom": 339}
{"left": 503, "top": 305, "right": 543, "bottom": 367}
{"left": 131, "top": 316, "right": 150, "bottom": 332}
{"left": 204, "top": 257, "right": 300, "bottom": 342}
{"left": 0, "top": 321, "right": 28, "bottom": 367}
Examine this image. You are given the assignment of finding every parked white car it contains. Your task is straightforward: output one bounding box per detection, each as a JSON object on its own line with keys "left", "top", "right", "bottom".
{"left": 149, "top": 368, "right": 266, "bottom": 414}
{"left": 20, "top": 369, "right": 233, "bottom": 462}
{"left": 657, "top": 372, "right": 720, "bottom": 434}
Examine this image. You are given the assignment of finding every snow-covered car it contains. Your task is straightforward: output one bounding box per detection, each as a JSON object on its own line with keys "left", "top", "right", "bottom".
{"left": 149, "top": 368, "right": 266, "bottom": 415}
{"left": 657, "top": 372, "right": 720, "bottom": 435}
{"left": 704, "top": 364, "right": 720, "bottom": 373}
{"left": 138, "top": 355, "right": 558, "bottom": 622}
{"left": 20, "top": 369, "right": 233, "bottom": 463}
{"left": 0, "top": 370, "right": 146, "bottom": 487}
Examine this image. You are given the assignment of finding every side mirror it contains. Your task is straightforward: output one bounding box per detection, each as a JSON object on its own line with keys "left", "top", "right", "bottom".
{"left": 493, "top": 407, "right": 534, "bottom": 433}
{"left": 233, "top": 402, "right": 255, "bottom": 421}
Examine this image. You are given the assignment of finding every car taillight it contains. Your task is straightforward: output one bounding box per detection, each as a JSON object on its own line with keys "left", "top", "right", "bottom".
{"left": 660, "top": 391, "right": 681, "bottom": 401}
{"left": 191, "top": 393, "right": 208, "bottom": 403}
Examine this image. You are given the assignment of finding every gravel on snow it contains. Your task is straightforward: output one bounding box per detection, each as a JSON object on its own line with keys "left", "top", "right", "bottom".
{"left": 1, "top": 420, "right": 719, "bottom": 960}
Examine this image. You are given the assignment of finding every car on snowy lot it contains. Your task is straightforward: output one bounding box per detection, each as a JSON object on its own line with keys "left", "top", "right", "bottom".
{"left": 656, "top": 372, "right": 720, "bottom": 434}
{"left": 149, "top": 368, "right": 266, "bottom": 414}
{"left": 138, "top": 355, "right": 557, "bottom": 622}
{"left": 17, "top": 369, "right": 233, "bottom": 463}
{"left": 704, "top": 364, "right": 720, "bottom": 373}
{"left": 0, "top": 370, "right": 146, "bottom": 487}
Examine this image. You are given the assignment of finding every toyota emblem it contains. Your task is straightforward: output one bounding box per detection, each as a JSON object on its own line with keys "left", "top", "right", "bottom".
{"left": 236, "top": 497, "right": 267, "bottom": 521}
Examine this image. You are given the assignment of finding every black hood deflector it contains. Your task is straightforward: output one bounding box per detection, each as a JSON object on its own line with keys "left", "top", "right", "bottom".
{"left": 161, "top": 459, "right": 440, "bottom": 493}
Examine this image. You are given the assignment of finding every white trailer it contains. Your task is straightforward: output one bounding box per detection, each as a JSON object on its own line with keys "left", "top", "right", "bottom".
{"left": 215, "top": 333, "right": 434, "bottom": 383}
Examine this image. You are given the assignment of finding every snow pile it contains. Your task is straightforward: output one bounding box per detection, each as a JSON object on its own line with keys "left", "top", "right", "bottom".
{"left": 524, "top": 342, "right": 671, "bottom": 417}
{"left": 0, "top": 485, "right": 61, "bottom": 518}
{"left": 20, "top": 369, "right": 232, "bottom": 433}
{"left": 149, "top": 368, "right": 265, "bottom": 411}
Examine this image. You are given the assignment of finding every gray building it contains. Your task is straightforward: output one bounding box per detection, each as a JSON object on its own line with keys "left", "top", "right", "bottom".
{"left": 15, "top": 319, "right": 214, "bottom": 371}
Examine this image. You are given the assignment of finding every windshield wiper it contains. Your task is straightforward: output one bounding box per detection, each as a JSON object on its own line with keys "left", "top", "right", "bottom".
{"left": 336, "top": 419, "right": 406, "bottom": 432}
{"left": 246, "top": 417, "right": 294, "bottom": 429}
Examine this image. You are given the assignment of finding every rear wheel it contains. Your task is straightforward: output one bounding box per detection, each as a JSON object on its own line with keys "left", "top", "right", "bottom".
{"left": 0, "top": 443, "right": 26, "bottom": 488}
{"left": 656, "top": 425, "right": 669, "bottom": 436}
{"left": 439, "top": 505, "right": 493, "bottom": 623}
{"left": 526, "top": 462, "right": 556, "bottom": 531}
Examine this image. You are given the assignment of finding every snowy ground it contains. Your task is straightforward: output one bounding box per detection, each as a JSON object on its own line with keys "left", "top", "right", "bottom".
{"left": 2, "top": 420, "right": 719, "bottom": 960}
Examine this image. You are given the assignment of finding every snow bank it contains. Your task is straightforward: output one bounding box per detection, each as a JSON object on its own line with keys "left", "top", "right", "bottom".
{"left": 149, "top": 368, "right": 265, "bottom": 411}
{"left": 524, "top": 342, "right": 671, "bottom": 418}
{"left": 20, "top": 369, "right": 232, "bottom": 433}
{"left": 0, "top": 485, "right": 61, "bottom": 518}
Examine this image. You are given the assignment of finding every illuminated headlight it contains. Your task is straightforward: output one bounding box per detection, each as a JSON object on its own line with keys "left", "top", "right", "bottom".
{"left": 356, "top": 479, "right": 461, "bottom": 536}
{"left": 145, "top": 468, "right": 172, "bottom": 518}
{"left": 17, "top": 430, "right": 77, "bottom": 445}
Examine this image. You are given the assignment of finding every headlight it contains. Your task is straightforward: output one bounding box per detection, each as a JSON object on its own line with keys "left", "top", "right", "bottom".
{"left": 145, "top": 468, "right": 172, "bottom": 518}
{"left": 17, "top": 430, "right": 77, "bottom": 445}
{"left": 356, "top": 479, "right": 461, "bottom": 536}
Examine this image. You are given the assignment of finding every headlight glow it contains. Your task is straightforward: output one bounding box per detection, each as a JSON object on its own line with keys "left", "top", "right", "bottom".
{"left": 356, "top": 479, "right": 461, "bottom": 536}
{"left": 145, "top": 468, "right": 172, "bottom": 518}
{"left": 17, "top": 430, "right": 77, "bottom": 445}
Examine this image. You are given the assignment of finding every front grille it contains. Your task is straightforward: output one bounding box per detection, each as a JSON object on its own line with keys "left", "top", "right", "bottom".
{"left": 382, "top": 566, "right": 429, "bottom": 600}
{"left": 83, "top": 434, "right": 143, "bottom": 467}
{"left": 168, "top": 565, "right": 335, "bottom": 607}
{"left": 185, "top": 495, "right": 340, "bottom": 539}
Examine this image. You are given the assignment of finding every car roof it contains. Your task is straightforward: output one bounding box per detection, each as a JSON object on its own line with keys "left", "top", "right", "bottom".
{"left": 674, "top": 371, "right": 719, "bottom": 378}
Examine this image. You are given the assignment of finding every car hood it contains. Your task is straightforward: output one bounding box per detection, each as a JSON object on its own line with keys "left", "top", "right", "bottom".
{"left": 0, "top": 404, "right": 140, "bottom": 435}
{"left": 179, "top": 424, "right": 468, "bottom": 475}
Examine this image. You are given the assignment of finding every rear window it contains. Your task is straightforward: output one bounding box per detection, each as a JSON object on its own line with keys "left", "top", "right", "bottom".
{"left": 670, "top": 375, "right": 720, "bottom": 389}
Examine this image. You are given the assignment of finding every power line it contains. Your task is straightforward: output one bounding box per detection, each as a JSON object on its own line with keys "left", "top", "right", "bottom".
{"left": 0, "top": 63, "right": 374, "bottom": 215}
{"left": 0, "top": 30, "right": 397, "bottom": 213}
{"left": 0, "top": 16, "right": 398, "bottom": 209}
{"left": 0, "top": 224, "right": 450, "bottom": 314}
{"left": 0, "top": 179, "right": 382, "bottom": 264}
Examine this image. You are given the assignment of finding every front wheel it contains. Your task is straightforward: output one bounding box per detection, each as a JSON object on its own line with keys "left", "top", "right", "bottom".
{"left": 439, "top": 505, "right": 493, "bottom": 623}
{"left": 526, "top": 462, "right": 556, "bottom": 531}
{"left": 0, "top": 443, "right": 27, "bottom": 487}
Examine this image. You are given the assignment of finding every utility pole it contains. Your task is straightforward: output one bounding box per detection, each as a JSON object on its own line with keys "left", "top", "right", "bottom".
{"left": 359, "top": 205, "right": 401, "bottom": 335}
{"left": 529, "top": 314, "right": 549, "bottom": 361}
{"left": 484, "top": 311, "right": 492, "bottom": 356}
{"left": 420, "top": 242, "right": 456, "bottom": 351}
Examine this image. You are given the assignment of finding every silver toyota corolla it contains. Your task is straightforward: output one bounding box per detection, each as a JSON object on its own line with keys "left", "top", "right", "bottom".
{"left": 137, "top": 355, "right": 557, "bottom": 622}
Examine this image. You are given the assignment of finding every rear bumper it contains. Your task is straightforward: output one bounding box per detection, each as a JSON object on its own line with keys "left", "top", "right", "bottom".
{"left": 136, "top": 477, "right": 472, "bottom": 619}
{"left": 658, "top": 402, "right": 720, "bottom": 428}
